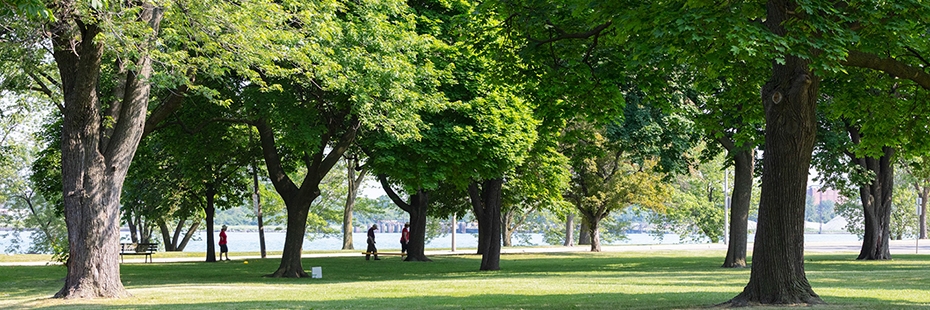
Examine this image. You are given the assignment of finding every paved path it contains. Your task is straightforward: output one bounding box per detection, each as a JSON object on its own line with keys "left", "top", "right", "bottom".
{"left": 4, "top": 239, "right": 929, "bottom": 266}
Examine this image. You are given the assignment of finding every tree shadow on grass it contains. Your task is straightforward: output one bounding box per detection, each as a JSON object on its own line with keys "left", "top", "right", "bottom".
{"left": 0, "top": 265, "right": 64, "bottom": 300}
{"left": 15, "top": 291, "right": 930, "bottom": 310}
{"left": 115, "top": 252, "right": 930, "bottom": 287}
{"left": 5, "top": 252, "right": 930, "bottom": 308}
{"left": 116, "top": 253, "right": 736, "bottom": 285}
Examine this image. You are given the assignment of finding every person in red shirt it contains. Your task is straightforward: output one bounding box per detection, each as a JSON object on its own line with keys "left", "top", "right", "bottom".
{"left": 219, "top": 225, "right": 229, "bottom": 261}
{"left": 366, "top": 224, "right": 380, "bottom": 260}
{"left": 400, "top": 223, "right": 410, "bottom": 254}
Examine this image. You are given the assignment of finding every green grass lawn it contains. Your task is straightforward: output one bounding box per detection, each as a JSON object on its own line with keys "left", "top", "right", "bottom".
{"left": 1, "top": 250, "right": 928, "bottom": 309}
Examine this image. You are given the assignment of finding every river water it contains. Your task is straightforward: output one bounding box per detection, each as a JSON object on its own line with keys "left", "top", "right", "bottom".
{"left": 0, "top": 229, "right": 862, "bottom": 254}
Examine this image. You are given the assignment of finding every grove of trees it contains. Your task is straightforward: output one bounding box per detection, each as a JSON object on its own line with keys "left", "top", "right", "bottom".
{"left": 2, "top": 0, "right": 930, "bottom": 307}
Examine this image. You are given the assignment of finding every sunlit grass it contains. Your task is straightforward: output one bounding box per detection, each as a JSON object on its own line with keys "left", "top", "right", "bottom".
{"left": 1, "top": 250, "right": 929, "bottom": 309}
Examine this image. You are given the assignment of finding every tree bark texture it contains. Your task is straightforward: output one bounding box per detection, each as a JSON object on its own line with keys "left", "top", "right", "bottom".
{"left": 128, "top": 213, "right": 139, "bottom": 244}
{"left": 587, "top": 217, "right": 601, "bottom": 252}
{"left": 256, "top": 117, "right": 358, "bottom": 278}
{"left": 578, "top": 215, "right": 591, "bottom": 245}
{"left": 404, "top": 192, "right": 430, "bottom": 262}
{"left": 727, "top": 1, "right": 823, "bottom": 305}
{"left": 204, "top": 185, "right": 218, "bottom": 262}
{"left": 158, "top": 220, "right": 173, "bottom": 251}
{"left": 578, "top": 201, "right": 607, "bottom": 252}
{"left": 473, "top": 192, "right": 488, "bottom": 255}
{"left": 343, "top": 159, "right": 357, "bottom": 250}
{"left": 53, "top": 2, "right": 163, "bottom": 299}
{"left": 379, "top": 176, "right": 431, "bottom": 262}
{"left": 564, "top": 212, "right": 575, "bottom": 247}
{"left": 469, "top": 179, "right": 503, "bottom": 271}
{"left": 274, "top": 199, "right": 312, "bottom": 277}
{"left": 342, "top": 156, "right": 367, "bottom": 250}
{"left": 178, "top": 221, "right": 198, "bottom": 251}
{"left": 157, "top": 218, "right": 199, "bottom": 252}
{"left": 502, "top": 208, "right": 515, "bottom": 247}
{"left": 846, "top": 142, "right": 894, "bottom": 260}
{"left": 723, "top": 146, "right": 754, "bottom": 268}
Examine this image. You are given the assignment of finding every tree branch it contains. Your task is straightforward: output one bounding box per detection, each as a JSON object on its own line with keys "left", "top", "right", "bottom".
{"left": 843, "top": 50, "right": 930, "bottom": 90}
{"left": 25, "top": 70, "right": 62, "bottom": 111}
{"left": 905, "top": 46, "right": 930, "bottom": 68}
{"left": 718, "top": 134, "right": 736, "bottom": 152}
{"left": 143, "top": 84, "right": 189, "bottom": 138}
{"left": 378, "top": 174, "right": 412, "bottom": 212}
{"left": 468, "top": 181, "right": 485, "bottom": 217}
{"left": 531, "top": 21, "right": 612, "bottom": 47}
{"left": 255, "top": 118, "right": 298, "bottom": 198}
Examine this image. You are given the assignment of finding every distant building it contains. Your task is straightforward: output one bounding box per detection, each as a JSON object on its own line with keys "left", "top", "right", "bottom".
{"left": 807, "top": 185, "right": 844, "bottom": 205}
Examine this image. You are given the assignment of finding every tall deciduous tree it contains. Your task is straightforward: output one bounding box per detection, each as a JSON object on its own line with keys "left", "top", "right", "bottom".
{"left": 561, "top": 118, "right": 674, "bottom": 252}
{"left": 903, "top": 156, "right": 930, "bottom": 239}
{"left": 155, "top": 96, "right": 252, "bottom": 261}
{"left": 687, "top": 60, "right": 765, "bottom": 268}
{"left": 5, "top": 0, "right": 310, "bottom": 296}
{"left": 500, "top": 145, "right": 569, "bottom": 247}
{"left": 49, "top": 1, "right": 165, "bottom": 298}
{"left": 226, "top": 0, "right": 439, "bottom": 277}
{"left": 341, "top": 153, "right": 367, "bottom": 250}
{"left": 493, "top": 0, "right": 930, "bottom": 305}
{"left": 814, "top": 68, "right": 930, "bottom": 260}
{"left": 651, "top": 152, "right": 728, "bottom": 244}
{"left": 0, "top": 97, "right": 63, "bottom": 256}
{"left": 722, "top": 1, "right": 930, "bottom": 305}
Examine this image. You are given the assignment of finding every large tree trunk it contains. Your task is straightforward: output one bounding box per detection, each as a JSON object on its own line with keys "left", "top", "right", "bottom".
{"left": 587, "top": 215, "right": 601, "bottom": 252}
{"left": 53, "top": 2, "right": 163, "bottom": 299}
{"left": 256, "top": 117, "right": 357, "bottom": 278}
{"left": 204, "top": 185, "right": 218, "bottom": 262}
{"left": 473, "top": 194, "right": 489, "bottom": 255}
{"left": 405, "top": 191, "right": 431, "bottom": 262}
{"left": 158, "top": 220, "right": 174, "bottom": 251}
{"left": 342, "top": 156, "right": 367, "bottom": 250}
{"left": 469, "top": 179, "right": 503, "bottom": 271}
{"left": 852, "top": 146, "right": 894, "bottom": 260}
{"left": 723, "top": 147, "right": 754, "bottom": 268}
{"left": 378, "top": 176, "right": 431, "bottom": 261}
{"left": 564, "top": 212, "right": 575, "bottom": 247}
{"left": 270, "top": 196, "right": 314, "bottom": 277}
{"left": 726, "top": 2, "right": 823, "bottom": 305}
{"left": 578, "top": 216, "right": 591, "bottom": 245}
{"left": 342, "top": 162, "right": 356, "bottom": 250}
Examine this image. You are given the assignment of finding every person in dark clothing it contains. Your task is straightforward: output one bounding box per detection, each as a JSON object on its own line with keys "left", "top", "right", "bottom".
{"left": 400, "top": 223, "right": 410, "bottom": 254}
{"left": 366, "top": 224, "right": 380, "bottom": 260}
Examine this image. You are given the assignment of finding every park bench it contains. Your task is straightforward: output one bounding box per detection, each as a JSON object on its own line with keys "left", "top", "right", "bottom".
{"left": 362, "top": 252, "right": 407, "bottom": 259}
{"left": 119, "top": 243, "right": 158, "bottom": 263}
